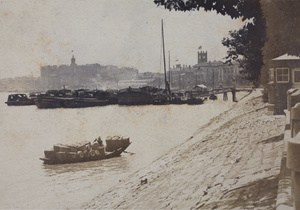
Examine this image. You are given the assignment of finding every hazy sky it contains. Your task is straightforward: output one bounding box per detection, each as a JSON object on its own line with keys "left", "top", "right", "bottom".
{"left": 0, "top": 0, "right": 243, "bottom": 79}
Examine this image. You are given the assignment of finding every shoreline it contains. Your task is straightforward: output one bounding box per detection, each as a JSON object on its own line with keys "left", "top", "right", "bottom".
{"left": 82, "top": 89, "right": 285, "bottom": 209}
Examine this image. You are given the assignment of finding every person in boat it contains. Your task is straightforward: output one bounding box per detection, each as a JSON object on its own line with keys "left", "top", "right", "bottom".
{"left": 94, "top": 137, "right": 103, "bottom": 147}
{"left": 8, "top": 95, "right": 14, "bottom": 101}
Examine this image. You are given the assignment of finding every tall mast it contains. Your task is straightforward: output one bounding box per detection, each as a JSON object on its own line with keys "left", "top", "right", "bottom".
{"left": 212, "top": 70, "right": 215, "bottom": 93}
{"left": 168, "top": 50, "right": 171, "bottom": 89}
{"left": 162, "top": 19, "right": 168, "bottom": 92}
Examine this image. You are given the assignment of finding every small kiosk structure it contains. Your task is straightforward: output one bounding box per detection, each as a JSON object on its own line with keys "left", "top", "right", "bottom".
{"left": 267, "top": 54, "right": 300, "bottom": 114}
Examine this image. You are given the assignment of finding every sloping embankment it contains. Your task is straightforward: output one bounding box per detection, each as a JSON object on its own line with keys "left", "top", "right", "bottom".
{"left": 82, "top": 90, "right": 285, "bottom": 209}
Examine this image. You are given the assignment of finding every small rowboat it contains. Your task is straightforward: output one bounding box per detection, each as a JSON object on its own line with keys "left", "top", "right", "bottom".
{"left": 40, "top": 136, "right": 131, "bottom": 165}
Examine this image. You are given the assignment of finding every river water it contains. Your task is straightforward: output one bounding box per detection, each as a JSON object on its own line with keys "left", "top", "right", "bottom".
{"left": 0, "top": 92, "right": 243, "bottom": 209}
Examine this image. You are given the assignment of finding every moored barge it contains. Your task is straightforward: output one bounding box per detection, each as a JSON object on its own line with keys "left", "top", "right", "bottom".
{"left": 5, "top": 94, "right": 35, "bottom": 106}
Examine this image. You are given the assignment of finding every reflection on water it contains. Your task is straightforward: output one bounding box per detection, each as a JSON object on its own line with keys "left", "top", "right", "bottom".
{"left": 0, "top": 92, "right": 244, "bottom": 209}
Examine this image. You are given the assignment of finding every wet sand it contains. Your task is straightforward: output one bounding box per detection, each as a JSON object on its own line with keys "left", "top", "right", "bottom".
{"left": 82, "top": 89, "right": 285, "bottom": 209}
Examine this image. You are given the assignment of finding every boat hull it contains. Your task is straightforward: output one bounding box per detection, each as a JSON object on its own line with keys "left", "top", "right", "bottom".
{"left": 62, "top": 98, "right": 109, "bottom": 108}
{"left": 209, "top": 94, "right": 218, "bottom": 100}
{"left": 5, "top": 100, "right": 35, "bottom": 106}
{"left": 170, "top": 100, "right": 187, "bottom": 105}
{"left": 39, "top": 145, "right": 130, "bottom": 165}
{"left": 118, "top": 91, "right": 153, "bottom": 105}
{"left": 34, "top": 97, "right": 65, "bottom": 108}
{"left": 35, "top": 97, "right": 109, "bottom": 109}
{"left": 186, "top": 98, "right": 204, "bottom": 105}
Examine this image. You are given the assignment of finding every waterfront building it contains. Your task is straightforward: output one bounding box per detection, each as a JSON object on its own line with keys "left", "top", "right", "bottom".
{"left": 0, "top": 76, "right": 41, "bottom": 92}
{"left": 117, "top": 79, "right": 152, "bottom": 89}
{"left": 193, "top": 61, "right": 241, "bottom": 88}
{"left": 40, "top": 56, "right": 138, "bottom": 90}
{"left": 168, "top": 50, "right": 242, "bottom": 91}
{"left": 1, "top": 51, "right": 243, "bottom": 93}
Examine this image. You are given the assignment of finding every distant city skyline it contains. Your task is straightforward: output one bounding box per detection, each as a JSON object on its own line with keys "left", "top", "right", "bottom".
{"left": 0, "top": 0, "right": 244, "bottom": 79}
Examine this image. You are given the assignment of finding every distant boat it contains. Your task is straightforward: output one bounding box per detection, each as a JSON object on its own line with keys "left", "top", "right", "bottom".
{"left": 34, "top": 89, "right": 73, "bottom": 108}
{"left": 185, "top": 90, "right": 205, "bottom": 105}
{"left": 170, "top": 92, "right": 187, "bottom": 104}
{"left": 209, "top": 94, "right": 218, "bottom": 100}
{"left": 152, "top": 91, "right": 170, "bottom": 105}
{"left": 5, "top": 93, "right": 36, "bottom": 106}
{"left": 186, "top": 97, "right": 204, "bottom": 105}
{"left": 117, "top": 85, "right": 171, "bottom": 106}
{"left": 117, "top": 86, "right": 155, "bottom": 105}
{"left": 34, "top": 89, "right": 117, "bottom": 108}
{"left": 40, "top": 135, "right": 131, "bottom": 165}
{"left": 104, "top": 90, "right": 118, "bottom": 105}
{"left": 62, "top": 89, "right": 109, "bottom": 108}
{"left": 186, "top": 92, "right": 204, "bottom": 105}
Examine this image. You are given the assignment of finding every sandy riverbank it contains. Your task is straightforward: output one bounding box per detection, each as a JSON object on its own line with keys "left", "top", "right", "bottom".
{"left": 82, "top": 89, "right": 285, "bottom": 209}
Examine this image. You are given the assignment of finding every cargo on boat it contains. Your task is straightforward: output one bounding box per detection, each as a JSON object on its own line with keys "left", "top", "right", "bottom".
{"left": 5, "top": 93, "right": 36, "bottom": 106}
{"left": 40, "top": 135, "right": 131, "bottom": 165}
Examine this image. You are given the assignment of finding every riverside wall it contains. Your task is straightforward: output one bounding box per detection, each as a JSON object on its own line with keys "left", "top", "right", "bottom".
{"left": 82, "top": 89, "right": 286, "bottom": 209}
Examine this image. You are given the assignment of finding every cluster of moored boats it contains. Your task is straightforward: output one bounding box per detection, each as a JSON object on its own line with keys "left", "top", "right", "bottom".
{"left": 5, "top": 86, "right": 217, "bottom": 108}
{"left": 40, "top": 135, "right": 131, "bottom": 165}
{"left": 34, "top": 89, "right": 118, "bottom": 108}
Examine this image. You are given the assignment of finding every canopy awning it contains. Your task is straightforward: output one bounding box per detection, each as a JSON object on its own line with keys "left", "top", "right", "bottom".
{"left": 195, "top": 84, "right": 207, "bottom": 89}
{"left": 272, "top": 53, "right": 300, "bottom": 60}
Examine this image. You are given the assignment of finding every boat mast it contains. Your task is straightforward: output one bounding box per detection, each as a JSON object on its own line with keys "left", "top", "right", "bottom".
{"left": 212, "top": 69, "right": 215, "bottom": 93}
{"left": 169, "top": 50, "right": 171, "bottom": 89}
{"left": 162, "top": 19, "right": 170, "bottom": 94}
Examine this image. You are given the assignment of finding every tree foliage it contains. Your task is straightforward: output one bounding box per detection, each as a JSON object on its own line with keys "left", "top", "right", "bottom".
{"left": 154, "top": 0, "right": 241, "bottom": 18}
{"left": 154, "top": 0, "right": 266, "bottom": 84}
{"left": 222, "top": 1, "right": 266, "bottom": 82}
{"left": 222, "top": 25, "right": 264, "bottom": 82}
{"left": 259, "top": 0, "right": 300, "bottom": 84}
{"left": 261, "top": 0, "right": 300, "bottom": 58}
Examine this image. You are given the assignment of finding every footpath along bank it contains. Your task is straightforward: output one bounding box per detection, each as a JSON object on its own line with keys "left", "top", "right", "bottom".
{"left": 82, "top": 89, "right": 285, "bottom": 209}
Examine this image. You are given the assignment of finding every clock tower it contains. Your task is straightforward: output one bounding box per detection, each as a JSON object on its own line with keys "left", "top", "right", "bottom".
{"left": 198, "top": 51, "right": 207, "bottom": 64}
